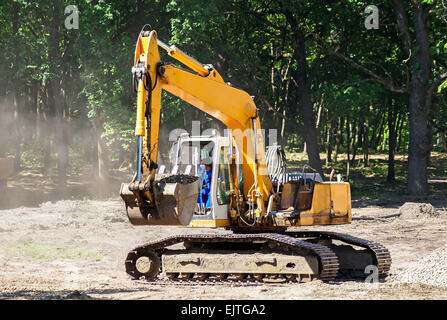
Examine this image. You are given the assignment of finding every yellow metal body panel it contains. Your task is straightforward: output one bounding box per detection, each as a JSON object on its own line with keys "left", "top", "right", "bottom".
{"left": 189, "top": 219, "right": 231, "bottom": 228}
{"left": 135, "top": 78, "right": 146, "bottom": 136}
{"left": 166, "top": 45, "right": 210, "bottom": 77}
{"left": 295, "top": 182, "right": 351, "bottom": 226}
{"left": 133, "top": 31, "right": 162, "bottom": 166}
{"left": 330, "top": 183, "right": 351, "bottom": 216}
{"left": 146, "top": 33, "right": 162, "bottom": 165}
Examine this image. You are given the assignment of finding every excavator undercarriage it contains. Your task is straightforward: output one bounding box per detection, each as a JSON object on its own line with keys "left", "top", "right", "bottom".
{"left": 125, "top": 231, "right": 391, "bottom": 282}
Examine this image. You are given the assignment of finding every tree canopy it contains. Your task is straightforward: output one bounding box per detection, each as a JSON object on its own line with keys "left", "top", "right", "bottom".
{"left": 0, "top": 0, "right": 446, "bottom": 195}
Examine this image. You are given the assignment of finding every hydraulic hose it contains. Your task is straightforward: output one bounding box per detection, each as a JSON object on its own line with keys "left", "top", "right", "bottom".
{"left": 265, "top": 145, "right": 287, "bottom": 184}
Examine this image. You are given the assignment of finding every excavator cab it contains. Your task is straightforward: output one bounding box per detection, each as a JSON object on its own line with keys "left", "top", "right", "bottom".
{"left": 166, "top": 131, "right": 234, "bottom": 228}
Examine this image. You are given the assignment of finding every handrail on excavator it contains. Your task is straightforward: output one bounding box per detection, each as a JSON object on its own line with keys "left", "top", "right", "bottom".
{"left": 157, "top": 39, "right": 210, "bottom": 77}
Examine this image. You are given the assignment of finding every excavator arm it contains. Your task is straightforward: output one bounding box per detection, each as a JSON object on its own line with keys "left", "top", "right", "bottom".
{"left": 127, "top": 28, "right": 273, "bottom": 225}
{"left": 121, "top": 28, "right": 277, "bottom": 227}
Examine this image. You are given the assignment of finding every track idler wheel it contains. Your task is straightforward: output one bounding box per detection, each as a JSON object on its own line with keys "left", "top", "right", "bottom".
{"left": 133, "top": 251, "right": 160, "bottom": 279}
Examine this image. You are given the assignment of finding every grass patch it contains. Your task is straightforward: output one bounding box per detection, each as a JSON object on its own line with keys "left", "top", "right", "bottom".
{"left": 286, "top": 151, "right": 447, "bottom": 201}
{"left": 4, "top": 242, "right": 102, "bottom": 260}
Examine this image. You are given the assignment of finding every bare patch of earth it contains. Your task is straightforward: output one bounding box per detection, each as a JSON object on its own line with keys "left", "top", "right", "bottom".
{"left": 0, "top": 198, "right": 447, "bottom": 300}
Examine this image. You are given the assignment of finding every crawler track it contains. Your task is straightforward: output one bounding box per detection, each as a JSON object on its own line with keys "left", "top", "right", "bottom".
{"left": 125, "top": 233, "right": 339, "bottom": 282}
{"left": 125, "top": 231, "right": 391, "bottom": 283}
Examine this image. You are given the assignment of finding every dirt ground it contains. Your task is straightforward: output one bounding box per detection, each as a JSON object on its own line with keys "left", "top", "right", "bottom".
{"left": 1, "top": 191, "right": 447, "bottom": 300}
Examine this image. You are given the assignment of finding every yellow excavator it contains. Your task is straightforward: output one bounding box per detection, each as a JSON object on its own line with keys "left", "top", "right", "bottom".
{"left": 119, "top": 26, "right": 391, "bottom": 282}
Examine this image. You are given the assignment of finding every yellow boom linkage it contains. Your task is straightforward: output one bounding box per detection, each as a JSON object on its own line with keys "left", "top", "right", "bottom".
{"left": 127, "top": 29, "right": 274, "bottom": 224}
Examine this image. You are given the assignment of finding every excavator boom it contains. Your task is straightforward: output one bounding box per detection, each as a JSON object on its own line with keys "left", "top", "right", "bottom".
{"left": 135, "top": 30, "right": 272, "bottom": 197}
{"left": 122, "top": 28, "right": 274, "bottom": 227}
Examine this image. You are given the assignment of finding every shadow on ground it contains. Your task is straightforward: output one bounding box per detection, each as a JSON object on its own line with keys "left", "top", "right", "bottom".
{"left": 0, "top": 168, "right": 132, "bottom": 210}
{"left": 0, "top": 288, "right": 152, "bottom": 300}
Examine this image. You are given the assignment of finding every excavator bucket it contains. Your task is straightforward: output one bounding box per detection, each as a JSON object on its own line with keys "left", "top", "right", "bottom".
{"left": 120, "top": 174, "right": 200, "bottom": 226}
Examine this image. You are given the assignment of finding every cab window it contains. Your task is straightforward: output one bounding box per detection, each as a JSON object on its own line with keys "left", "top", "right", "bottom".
{"left": 216, "top": 147, "right": 231, "bottom": 205}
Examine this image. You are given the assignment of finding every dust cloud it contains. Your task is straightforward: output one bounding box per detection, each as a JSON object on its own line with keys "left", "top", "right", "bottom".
{"left": 0, "top": 94, "right": 134, "bottom": 210}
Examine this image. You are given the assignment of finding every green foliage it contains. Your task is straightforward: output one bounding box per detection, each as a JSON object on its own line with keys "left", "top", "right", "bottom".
{"left": 0, "top": 0, "right": 445, "bottom": 192}
{"left": 439, "top": 80, "right": 447, "bottom": 93}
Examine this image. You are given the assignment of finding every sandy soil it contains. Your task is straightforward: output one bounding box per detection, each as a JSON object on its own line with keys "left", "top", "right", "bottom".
{"left": 0, "top": 195, "right": 447, "bottom": 300}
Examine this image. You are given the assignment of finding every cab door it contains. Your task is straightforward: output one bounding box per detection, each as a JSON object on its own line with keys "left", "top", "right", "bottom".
{"left": 213, "top": 146, "right": 231, "bottom": 221}
{"left": 189, "top": 141, "right": 231, "bottom": 227}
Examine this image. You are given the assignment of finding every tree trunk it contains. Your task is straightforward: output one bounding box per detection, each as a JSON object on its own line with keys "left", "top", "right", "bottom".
{"left": 390, "top": 0, "right": 432, "bottom": 195}
{"left": 350, "top": 116, "right": 358, "bottom": 167}
{"left": 387, "top": 99, "right": 396, "bottom": 183}
{"left": 441, "top": 132, "right": 447, "bottom": 152}
{"left": 11, "top": 1, "right": 21, "bottom": 172}
{"left": 357, "top": 115, "right": 365, "bottom": 153}
{"left": 326, "top": 119, "right": 334, "bottom": 165}
{"left": 334, "top": 117, "right": 343, "bottom": 162}
{"left": 397, "top": 113, "right": 406, "bottom": 152}
{"left": 380, "top": 125, "right": 387, "bottom": 152}
{"left": 346, "top": 115, "right": 351, "bottom": 177}
{"left": 376, "top": 115, "right": 386, "bottom": 151}
{"left": 370, "top": 107, "right": 379, "bottom": 149}
{"left": 407, "top": 89, "right": 431, "bottom": 194}
{"left": 40, "top": 83, "right": 52, "bottom": 174}
{"left": 395, "top": 111, "right": 403, "bottom": 153}
{"left": 363, "top": 106, "right": 370, "bottom": 166}
{"left": 280, "top": 76, "right": 291, "bottom": 145}
{"left": 0, "top": 102, "right": 8, "bottom": 158}
{"left": 291, "top": 27, "right": 323, "bottom": 176}
{"left": 93, "top": 115, "right": 109, "bottom": 182}
{"left": 407, "top": 3, "right": 432, "bottom": 195}
{"left": 48, "top": 1, "right": 68, "bottom": 186}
